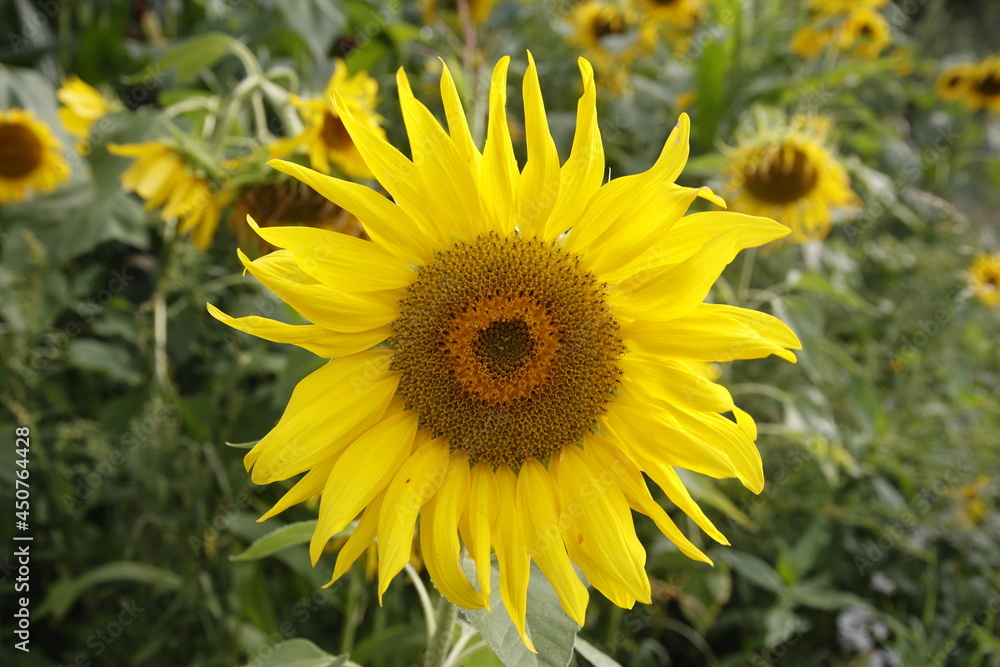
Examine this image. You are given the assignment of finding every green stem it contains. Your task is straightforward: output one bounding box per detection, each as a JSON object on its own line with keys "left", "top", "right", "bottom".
{"left": 153, "top": 216, "right": 179, "bottom": 391}
{"left": 424, "top": 596, "right": 458, "bottom": 667}
{"left": 737, "top": 247, "right": 758, "bottom": 306}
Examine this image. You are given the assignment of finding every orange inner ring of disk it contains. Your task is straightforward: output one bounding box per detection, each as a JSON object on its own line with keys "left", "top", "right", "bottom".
{"left": 445, "top": 294, "right": 560, "bottom": 402}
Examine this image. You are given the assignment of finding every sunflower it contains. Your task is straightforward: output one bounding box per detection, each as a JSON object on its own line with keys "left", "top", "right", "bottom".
{"left": 421, "top": 0, "right": 498, "bottom": 24}
{"left": 57, "top": 76, "right": 113, "bottom": 152}
{"left": 109, "top": 141, "right": 223, "bottom": 249}
{"left": 808, "top": 0, "right": 886, "bottom": 16}
{"left": 936, "top": 63, "right": 976, "bottom": 101}
{"left": 0, "top": 108, "right": 70, "bottom": 205}
{"left": 210, "top": 55, "right": 800, "bottom": 650}
{"left": 570, "top": 1, "right": 649, "bottom": 92}
{"left": 838, "top": 7, "right": 891, "bottom": 59}
{"left": 724, "top": 114, "right": 859, "bottom": 244}
{"left": 270, "top": 60, "right": 384, "bottom": 179}
{"left": 635, "top": 0, "right": 707, "bottom": 31}
{"left": 789, "top": 23, "right": 836, "bottom": 59}
{"left": 968, "top": 253, "right": 1000, "bottom": 306}
{"left": 966, "top": 56, "right": 1000, "bottom": 113}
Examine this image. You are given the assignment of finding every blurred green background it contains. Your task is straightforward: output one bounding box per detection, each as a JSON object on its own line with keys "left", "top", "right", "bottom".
{"left": 1, "top": 0, "right": 999, "bottom": 665}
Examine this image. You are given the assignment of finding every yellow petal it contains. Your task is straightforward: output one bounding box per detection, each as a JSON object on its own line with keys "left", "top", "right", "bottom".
{"left": 377, "top": 437, "right": 451, "bottom": 601}
{"left": 258, "top": 456, "right": 337, "bottom": 521}
{"left": 550, "top": 445, "right": 651, "bottom": 608}
{"left": 604, "top": 212, "right": 790, "bottom": 284}
{"left": 516, "top": 52, "right": 561, "bottom": 238}
{"left": 602, "top": 397, "right": 738, "bottom": 481}
{"left": 245, "top": 221, "right": 414, "bottom": 292}
{"left": 438, "top": 60, "right": 483, "bottom": 179}
{"left": 310, "top": 409, "right": 419, "bottom": 564}
{"left": 705, "top": 304, "right": 803, "bottom": 352}
{"left": 267, "top": 160, "right": 433, "bottom": 265}
{"left": 622, "top": 303, "right": 799, "bottom": 363}
{"left": 238, "top": 249, "right": 400, "bottom": 334}
{"left": 620, "top": 354, "right": 736, "bottom": 414}
{"left": 332, "top": 91, "right": 439, "bottom": 245}
{"left": 567, "top": 114, "right": 690, "bottom": 256}
{"left": 639, "top": 459, "right": 730, "bottom": 546}
{"left": 544, "top": 57, "right": 605, "bottom": 240}
{"left": 460, "top": 461, "right": 499, "bottom": 605}
{"left": 396, "top": 68, "right": 484, "bottom": 242}
{"left": 420, "top": 452, "right": 486, "bottom": 609}
{"left": 585, "top": 435, "right": 712, "bottom": 565}
{"left": 516, "top": 458, "right": 589, "bottom": 626}
{"left": 327, "top": 492, "right": 385, "bottom": 586}
{"left": 246, "top": 350, "right": 397, "bottom": 483}
{"left": 493, "top": 464, "right": 536, "bottom": 653}
{"left": 207, "top": 303, "right": 389, "bottom": 358}
{"left": 480, "top": 57, "right": 519, "bottom": 235}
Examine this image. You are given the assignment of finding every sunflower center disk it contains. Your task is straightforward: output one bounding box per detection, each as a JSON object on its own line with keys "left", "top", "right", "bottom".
{"left": 0, "top": 123, "right": 44, "bottom": 179}
{"left": 745, "top": 146, "right": 819, "bottom": 205}
{"left": 977, "top": 73, "right": 1000, "bottom": 97}
{"left": 320, "top": 112, "right": 352, "bottom": 151}
{"left": 391, "top": 234, "right": 623, "bottom": 468}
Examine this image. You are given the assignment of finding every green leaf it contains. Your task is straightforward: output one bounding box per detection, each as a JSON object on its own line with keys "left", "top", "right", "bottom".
{"left": 275, "top": 0, "right": 346, "bottom": 62}
{"left": 67, "top": 338, "right": 142, "bottom": 385}
{"left": 37, "top": 561, "right": 182, "bottom": 620}
{"left": 716, "top": 550, "right": 786, "bottom": 594}
{"left": 461, "top": 560, "right": 579, "bottom": 667}
{"left": 226, "top": 439, "right": 260, "bottom": 449}
{"left": 230, "top": 521, "right": 319, "bottom": 561}
{"left": 137, "top": 32, "right": 241, "bottom": 83}
{"left": 238, "top": 639, "right": 347, "bottom": 667}
{"left": 694, "top": 40, "right": 728, "bottom": 150}
{"left": 574, "top": 637, "right": 623, "bottom": 667}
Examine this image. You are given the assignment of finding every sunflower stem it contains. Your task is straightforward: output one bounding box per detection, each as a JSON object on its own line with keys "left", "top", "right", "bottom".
{"left": 424, "top": 595, "right": 458, "bottom": 667}
{"left": 153, "top": 215, "right": 179, "bottom": 391}
{"left": 737, "top": 247, "right": 758, "bottom": 306}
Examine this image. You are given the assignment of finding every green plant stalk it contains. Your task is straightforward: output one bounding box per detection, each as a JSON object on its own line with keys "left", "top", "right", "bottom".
{"left": 424, "top": 595, "right": 459, "bottom": 667}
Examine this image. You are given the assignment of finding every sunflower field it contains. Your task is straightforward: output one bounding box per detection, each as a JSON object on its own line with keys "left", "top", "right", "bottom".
{"left": 1, "top": 0, "right": 999, "bottom": 665}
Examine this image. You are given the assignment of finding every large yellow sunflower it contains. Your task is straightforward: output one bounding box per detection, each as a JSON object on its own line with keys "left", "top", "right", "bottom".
{"left": 57, "top": 76, "right": 113, "bottom": 152}
{"left": 0, "top": 108, "right": 70, "bottom": 205}
{"left": 724, "top": 114, "right": 859, "bottom": 244}
{"left": 109, "top": 141, "right": 223, "bottom": 249}
{"left": 271, "top": 60, "right": 384, "bottom": 179}
{"left": 968, "top": 253, "right": 1000, "bottom": 306}
{"left": 210, "top": 55, "right": 800, "bottom": 650}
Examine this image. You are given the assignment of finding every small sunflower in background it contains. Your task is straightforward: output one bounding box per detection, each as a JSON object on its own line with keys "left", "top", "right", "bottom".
{"left": 968, "top": 253, "right": 1000, "bottom": 306}
{"left": 634, "top": 0, "right": 707, "bottom": 52}
{"left": 271, "top": 60, "right": 384, "bottom": 179}
{"left": 57, "top": 76, "right": 117, "bottom": 153}
{"left": 808, "top": 0, "right": 886, "bottom": 15}
{"left": 569, "top": 0, "right": 647, "bottom": 92}
{"left": 109, "top": 140, "right": 225, "bottom": 249}
{"left": 966, "top": 56, "right": 1000, "bottom": 112}
{"left": 838, "top": 7, "right": 891, "bottom": 60}
{"left": 790, "top": 23, "right": 836, "bottom": 59}
{"left": 723, "top": 112, "right": 859, "bottom": 244}
{"left": 210, "top": 54, "right": 801, "bottom": 650}
{"left": 421, "top": 0, "right": 498, "bottom": 24}
{"left": 0, "top": 108, "right": 71, "bottom": 205}
{"left": 936, "top": 63, "right": 976, "bottom": 101}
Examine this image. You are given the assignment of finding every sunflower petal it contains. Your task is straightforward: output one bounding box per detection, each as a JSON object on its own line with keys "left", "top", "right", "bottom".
{"left": 421, "top": 452, "right": 486, "bottom": 609}
{"left": 439, "top": 60, "right": 482, "bottom": 175}
{"left": 310, "top": 409, "right": 419, "bottom": 564}
{"left": 207, "top": 303, "right": 389, "bottom": 358}
{"left": 516, "top": 459, "right": 589, "bottom": 626}
{"left": 480, "top": 57, "right": 519, "bottom": 235}
{"left": 493, "top": 465, "right": 536, "bottom": 653}
{"left": 327, "top": 492, "right": 385, "bottom": 586}
{"left": 516, "top": 52, "right": 561, "bottom": 238}
{"left": 620, "top": 354, "right": 736, "bottom": 414}
{"left": 461, "top": 461, "right": 499, "bottom": 605}
{"left": 544, "top": 57, "right": 604, "bottom": 240}
{"left": 377, "top": 437, "right": 450, "bottom": 601}
{"left": 258, "top": 456, "right": 338, "bottom": 522}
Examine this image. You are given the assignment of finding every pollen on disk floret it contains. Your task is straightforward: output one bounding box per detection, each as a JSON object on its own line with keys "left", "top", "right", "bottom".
{"left": 390, "top": 233, "right": 623, "bottom": 468}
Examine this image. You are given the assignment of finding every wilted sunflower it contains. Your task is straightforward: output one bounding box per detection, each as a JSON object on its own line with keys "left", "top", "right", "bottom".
{"left": 968, "top": 253, "right": 1000, "bottom": 306}
{"left": 0, "top": 108, "right": 70, "bottom": 205}
{"left": 838, "top": 7, "right": 891, "bottom": 59}
{"left": 109, "top": 141, "right": 224, "bottom": 249}
{"left": 936, "top": 63, "right": 976, "bottom": 101}
{"left": 271, "top": 60, "right": 384, "bottom": 178}
{"left": 57, "top": 76, "right": 113, "bottom": 152}
{"left": 211, "top": 55, "right": 800, "bottom": 650}
{"left": 724, "top": 113, "right": 859, "bottom": 244}
{"left": 967, "top": 56, "right": 1000, "bottom": 113}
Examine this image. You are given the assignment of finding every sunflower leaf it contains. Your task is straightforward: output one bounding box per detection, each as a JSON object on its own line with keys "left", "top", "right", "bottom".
{"left": 230, "top": 521, "right": 319, "bottom": 562}
{"left": 460, "top": 559, "right": 578, "bottom": 667}
{"left": 237, "top": 638, "right": 347, "bottom": 667}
